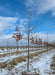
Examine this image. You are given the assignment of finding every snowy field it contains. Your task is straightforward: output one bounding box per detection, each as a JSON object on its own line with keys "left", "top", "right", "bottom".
{"left": 0, "top": 47, "right": 45, "bottom": 54}
{"left": 0, "top": 48, "right": 48, "bottom": 63}
{"left": 0, "top": 47, "right": 55, "bottom": 75}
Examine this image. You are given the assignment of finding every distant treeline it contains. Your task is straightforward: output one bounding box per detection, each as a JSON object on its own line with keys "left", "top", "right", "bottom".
{"left": 0, "top": 46, "right": 54, "bottom": 48}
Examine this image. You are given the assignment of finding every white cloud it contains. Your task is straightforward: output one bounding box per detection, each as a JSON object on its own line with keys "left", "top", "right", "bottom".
{"left": 0, "top": 16, "right": 18, "bottom": 35}
{"left": 25, "top": 0, "right": 55, "bottom": 16}
{"left": 0, "top": 32, "right": 55, "bottom": 46}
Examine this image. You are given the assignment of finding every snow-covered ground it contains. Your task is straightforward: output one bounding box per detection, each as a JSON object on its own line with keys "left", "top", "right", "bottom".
{"left": 0, "top": 48, "right": 39, "bottom": 54}
{"left": 14, "top": 49, "right": 55, "bottom": 75}
{"left": 0, "top": 47, "right": 48, "bottom": 54}
{"left": 0, "top": 48, "right": 55, "bottom": 75}
{"left": 0, "top": 50, "right": 41, "bottom": 63}
{"left": 0, "top": 48, "right": 49, "bottom": 63}
{"left": 31, "top": 49, "right": 55, "bottom": 75}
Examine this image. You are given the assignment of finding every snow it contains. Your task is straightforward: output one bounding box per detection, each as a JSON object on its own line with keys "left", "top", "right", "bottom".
{"left": 30, "top": 49, "right": 55, "bottom": 75}
{"left": 0, "top": 48, "right": 55, "bottom": 75}
{"left": 0, "top": 47, "right": 46, "bottom": 54}
{"left": 0, "top": 48, "right": 47, "bottom": 63}
{"left": 13, "top": 49, "right": 55, "bottom": 75}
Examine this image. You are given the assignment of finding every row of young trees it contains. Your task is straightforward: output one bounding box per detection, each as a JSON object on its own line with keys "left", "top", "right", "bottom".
{"left": 31, "top": 36, "right": 54, "bottom": 47}
{"left": 31, "top": 37, "right": 42, "bottom": 45}
{"left": 12, "top": 8, "right": 37, "bottom": 72}
{"left": 12, "top": 8, "right": 54, "bottom": 74}
{"left": 44, "top": 41, "right": 54, "bottom": 47}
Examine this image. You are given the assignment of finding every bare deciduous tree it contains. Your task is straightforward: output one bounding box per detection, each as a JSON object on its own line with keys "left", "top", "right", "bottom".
{"left": 21, "top": 8, "right": 37, "bottom": 72}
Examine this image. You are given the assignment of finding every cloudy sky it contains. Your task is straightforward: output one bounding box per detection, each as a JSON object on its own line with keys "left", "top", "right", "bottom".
{"left": 0, "top": 0, "right": 55, "bottom": 46}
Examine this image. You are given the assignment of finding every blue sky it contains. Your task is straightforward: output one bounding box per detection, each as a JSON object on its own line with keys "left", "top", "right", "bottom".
{"left": 0, "top": 0, "right": 55, "bottom": 35}
{"left": 0, "top": 0, "right": 55, "bottom": 46}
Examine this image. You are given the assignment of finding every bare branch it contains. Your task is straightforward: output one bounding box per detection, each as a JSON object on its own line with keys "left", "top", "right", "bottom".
{"left": 29, "top": 24, "right": 37, "bottom": 31}
{"left": 22, "top": 23, "right": 28, "bottom": 32}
